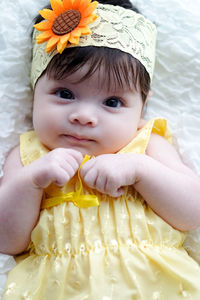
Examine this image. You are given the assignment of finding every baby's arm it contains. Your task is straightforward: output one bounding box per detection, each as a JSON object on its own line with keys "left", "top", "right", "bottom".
{"left": 135, "top": 133, "right": 200, "bottom": 231}
{"left": 81, "top": 134, "right": 200, "bottom": 231}
{"left": 0, "top": 146, "right": 82, "bottom": 255}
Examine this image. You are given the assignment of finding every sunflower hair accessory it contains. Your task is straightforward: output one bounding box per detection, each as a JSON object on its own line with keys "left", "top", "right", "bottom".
{"left": 34, "top": 0, "right": 98, "bottom": 54}
{"left": 31, "top": 0, "right": 157, "bottom": 87}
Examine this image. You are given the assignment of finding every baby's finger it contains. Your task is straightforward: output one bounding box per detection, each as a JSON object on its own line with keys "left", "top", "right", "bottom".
{"left": 32, "top": 164, "right": 70, "bottom": 188}
{"left": 81, "top": 167, "right": 98, "bottom": 189}
{"left": 107, "top": 187, "right": 124, "bottom": 198}
{"left": 94, "top": 174, "right": 107, "bottom": 194}
{"left": 52, "top": 168, "right": 71, "bottom": 187}
{"left": 62, "top": 155, "right": 81, "bottom": 173}
{"left": 64, "top": 149, "right": 83, "bottom": 165}
{"left": 80, "top": 158, "right": 96, "bottom": 178}
{"left": 59, "top": 161, "right": 77, "bottom": 179}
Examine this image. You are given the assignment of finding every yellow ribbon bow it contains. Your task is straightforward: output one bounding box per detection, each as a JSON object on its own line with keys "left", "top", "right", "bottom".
{"left": 41, "top": 155, "right": 99, "bottom": 209}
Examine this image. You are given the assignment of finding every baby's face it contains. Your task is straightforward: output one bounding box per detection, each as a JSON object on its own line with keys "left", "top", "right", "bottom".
{"left": 32, "top": 65, "right": 144, "bottom": 156}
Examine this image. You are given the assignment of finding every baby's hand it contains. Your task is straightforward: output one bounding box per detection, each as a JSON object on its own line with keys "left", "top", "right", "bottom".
{"left": 30, "top": 148, "right": 83, "bottom": 188}
{"left": 80, "top": 154, "right": 138, "bottom": 197}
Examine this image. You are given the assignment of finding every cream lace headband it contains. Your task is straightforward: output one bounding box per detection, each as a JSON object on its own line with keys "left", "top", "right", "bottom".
{"left": 31, "top": 1, "right": 157, "bottom": 88}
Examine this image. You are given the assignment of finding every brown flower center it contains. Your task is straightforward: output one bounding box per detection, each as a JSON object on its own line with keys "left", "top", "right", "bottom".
{"left": 52, "top": 10, "right": 81, "bottom": 35}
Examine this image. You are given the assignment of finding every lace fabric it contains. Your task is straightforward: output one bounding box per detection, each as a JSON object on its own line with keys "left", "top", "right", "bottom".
{"left": 31, "top": 3, "right": 157, "bottom": 87}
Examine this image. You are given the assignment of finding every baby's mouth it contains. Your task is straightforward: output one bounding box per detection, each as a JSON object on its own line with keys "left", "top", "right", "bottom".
{"left": 62, "top": 134, "right": 94, "bottom": 143}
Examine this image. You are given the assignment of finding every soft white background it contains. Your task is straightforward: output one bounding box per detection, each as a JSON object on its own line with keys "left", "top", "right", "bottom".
{"left": 0, "top": 0, "right": 200, "bottom": 298}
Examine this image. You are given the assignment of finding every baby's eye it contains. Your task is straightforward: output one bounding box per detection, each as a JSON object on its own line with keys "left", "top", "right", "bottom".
{"left": 56, "top": 89, "right": 74, "bottom": 100}
{"left": 104, "top": 97, "right": 123, "bottom": 108}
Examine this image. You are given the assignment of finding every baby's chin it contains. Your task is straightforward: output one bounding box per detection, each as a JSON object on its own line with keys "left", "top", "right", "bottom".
{"left": 41, "top": 138, "right": 117, "bottom": 157}
{"left": 48, "top": 145, "right": 99, "bottom": 157}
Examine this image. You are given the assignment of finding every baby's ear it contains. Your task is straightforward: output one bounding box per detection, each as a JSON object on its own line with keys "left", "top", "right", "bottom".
{"left": 141, "top": 89, "right": 153, "bottom": 115}
{"left": 147, "top": 89, "right": 153, "bottom": 101}
{"left": 138, "top": 90, "right": 153, "bottom": 129}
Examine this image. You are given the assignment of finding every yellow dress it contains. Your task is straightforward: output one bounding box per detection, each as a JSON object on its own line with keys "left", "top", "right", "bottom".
{"left": 4, "top": 119, "right": 200, "bottom": 300}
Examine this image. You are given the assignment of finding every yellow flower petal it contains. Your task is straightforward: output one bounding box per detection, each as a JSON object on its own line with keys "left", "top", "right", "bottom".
{"left": 76, "top": 0, "right": 89, "bottom": 12}
{"left": 60, "top": 33, "right": 70, "bottom": 44}
{"left": 79, "top": 15, "right": 96, "bottom": 27}
{"left": 39, "top": 9, "right": 57, "bottom": 22}
{"left": 81, "top": 1, "right": 98, "bottom": 18}
{"left": 72, "top": 0, "right": 83, "bottom": 10}
{"left": 80, "top": 0, "right": 92, "bottom": 10}
{"left": 80, "top": 26, "right": 91, "bottom": 35}
{"left": 91, "top": 14, "right": 98, "bottom": 23}
{"left": 46, "top": 36, "right": 60, "bottom": 53}
{"left": 36, "top": 31, "right": 53, "bottom": 44}
{"left": 57, "top": 40, "right": 68, "bottom": 53}
{"left": 34, "top": 21, "right": 52, "bottom": 31}
{"left": 53, "top": 33, "right": 70, "bottom": 53}
{"left": 71, "top": 27, "right": 82, "bottom": 37}
{"left": 63, "top": 0, "right": 73, "bottom": 10}
{"left": 50, "top": 0, "right": 64, "bottom": 15}
{"left": 69, "top": 35, "right": 80, "bottom": 44}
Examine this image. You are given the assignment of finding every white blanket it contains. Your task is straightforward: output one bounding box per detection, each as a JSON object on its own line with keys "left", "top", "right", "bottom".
{"left": 0, "top": 0, "right": 200, "bottom": 298}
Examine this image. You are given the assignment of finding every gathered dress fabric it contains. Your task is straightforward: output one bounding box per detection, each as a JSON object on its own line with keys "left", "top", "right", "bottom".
{"left": 3, "top": 119, "right": 200, "bottom": 300}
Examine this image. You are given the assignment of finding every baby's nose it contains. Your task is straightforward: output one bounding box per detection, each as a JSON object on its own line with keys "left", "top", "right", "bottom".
{"left": 69, "top": 109, "right": 98, "bottom": 127}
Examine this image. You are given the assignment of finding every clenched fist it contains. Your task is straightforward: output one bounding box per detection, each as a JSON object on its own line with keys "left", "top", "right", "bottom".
{"left": 30, "top": 148, "right": 83, "bottom": 188}
{"left": 80, "top": 153, "right": 139, "bottom": 197}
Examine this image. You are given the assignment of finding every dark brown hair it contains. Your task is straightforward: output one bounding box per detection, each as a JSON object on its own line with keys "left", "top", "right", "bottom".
{"left": 34, "top": 0, "right": 151, "bottom": 102}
